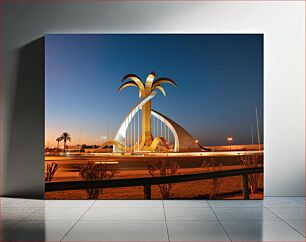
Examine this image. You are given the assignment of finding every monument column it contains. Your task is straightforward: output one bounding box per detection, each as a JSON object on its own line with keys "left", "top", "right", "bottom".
{"left": 141, "top": 100, "right": 152, "bottom": 149}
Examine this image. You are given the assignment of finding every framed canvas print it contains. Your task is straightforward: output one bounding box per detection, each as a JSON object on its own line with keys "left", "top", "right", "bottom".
{"left": 45, "top": 34, "right": 263, "bottom": 200}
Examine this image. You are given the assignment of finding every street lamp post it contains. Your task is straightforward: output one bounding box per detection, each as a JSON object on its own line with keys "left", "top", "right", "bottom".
{"left": 227, "top": 137, "right": 233, "bottom": 151}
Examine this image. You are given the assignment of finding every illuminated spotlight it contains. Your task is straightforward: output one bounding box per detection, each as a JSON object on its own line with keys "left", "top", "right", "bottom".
{"left": 195, "top": 139, "right": 199, "bottom": 143}
{"left": 227, "top": 137, "right": 233, "bottom": 151}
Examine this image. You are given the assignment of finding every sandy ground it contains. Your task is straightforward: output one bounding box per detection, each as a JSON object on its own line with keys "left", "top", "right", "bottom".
{"left": 45, "top": 165, "right": 263, "bottom": 200}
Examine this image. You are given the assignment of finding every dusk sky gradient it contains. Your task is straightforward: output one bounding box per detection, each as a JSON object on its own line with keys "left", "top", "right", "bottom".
{"left": 45, "top": 34, "right": 263, "bottom": 147}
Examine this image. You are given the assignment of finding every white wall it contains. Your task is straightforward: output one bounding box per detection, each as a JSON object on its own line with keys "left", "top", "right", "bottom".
{"left": 1, "top": 1, "right": 304, "bottom": 197}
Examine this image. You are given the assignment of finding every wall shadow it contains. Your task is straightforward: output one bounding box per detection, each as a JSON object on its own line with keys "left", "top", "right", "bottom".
{"left": 5, "top": 37, "right": 45, "bottom": 199}
{"left": 1, "top": 216, "right": 46, "bottom": 241}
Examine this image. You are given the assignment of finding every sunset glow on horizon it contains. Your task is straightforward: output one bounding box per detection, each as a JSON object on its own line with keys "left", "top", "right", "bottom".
{"left": 45, "top": 34, "right": 263, "bottom": 148}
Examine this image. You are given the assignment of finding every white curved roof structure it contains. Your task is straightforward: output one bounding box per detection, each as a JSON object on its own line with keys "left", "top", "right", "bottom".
{"left": 151, "top": 109, "right": 201, "bottom": 152}
{"left": 114, "top": 92, "right": 157, "bottom": 151}
{"left": 113, "top": 91, "right": 201, "bottom": 152}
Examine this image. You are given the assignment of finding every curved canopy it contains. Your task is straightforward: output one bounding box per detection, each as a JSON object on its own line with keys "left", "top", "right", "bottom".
{"left": 113, "top": 92, "right": 201, "bottom": 152}
{"left": 95, "top": 140, "right": 125, "bottom": 152}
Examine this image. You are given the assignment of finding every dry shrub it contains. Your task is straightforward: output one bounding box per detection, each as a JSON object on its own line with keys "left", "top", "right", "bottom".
{"left": 79, "top": 161, "right": 119, "bottom": 199}
{"left": 45, "top": 162, "right": 60, "bottom": 182}
{"left": 146, "top": 160, "right": 179, "bottom": 199}
{"left": 238, "top": 155, "right": 262, "bottom": 194}
{"left": 202, "top": 158, "right": 223, "bottom": 199}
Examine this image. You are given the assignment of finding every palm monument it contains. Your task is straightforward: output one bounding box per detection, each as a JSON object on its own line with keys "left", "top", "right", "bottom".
{"left": 119, "top": 72, "right": 177, "bottom": 150}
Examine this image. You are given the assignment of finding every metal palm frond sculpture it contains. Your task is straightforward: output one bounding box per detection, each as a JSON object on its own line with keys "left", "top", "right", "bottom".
{"left": 118, "top": 72, "right": 177, "bottom": 150}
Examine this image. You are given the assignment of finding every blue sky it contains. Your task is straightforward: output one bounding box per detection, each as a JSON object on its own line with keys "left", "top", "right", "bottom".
{"left": 45, "top": 34, "right": 263, "bottom": 147}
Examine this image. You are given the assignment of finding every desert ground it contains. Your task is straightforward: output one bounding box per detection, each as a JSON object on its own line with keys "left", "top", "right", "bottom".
{"left": 45, "top": 152, "right": 263, "bottom": 200}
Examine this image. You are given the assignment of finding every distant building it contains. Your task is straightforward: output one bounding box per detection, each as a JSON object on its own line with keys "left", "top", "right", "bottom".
{"left": 66, "top": 145, "right": 82, "bottom": 152}
{"left": 95, "top": 145, "right": 113, "bottom": 153}
{"left": 64, "top": 144, "right": 114, "bottom": 153}
{"left": 83, "top": 145, "right": 100, "bottom": 153}
{"left": 44, "top": 147, "right": 62, "bottom": 154}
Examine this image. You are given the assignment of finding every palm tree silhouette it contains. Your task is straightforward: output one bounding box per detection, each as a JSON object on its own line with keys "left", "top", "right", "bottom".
{"left": 60, "top": 132, "right": 71, "bottom": 153}
{"left": 118, "top": 72, "right": 177, "bottom": 149}
{"left": 56, "top": 137, "right": 63, "bottom": 151}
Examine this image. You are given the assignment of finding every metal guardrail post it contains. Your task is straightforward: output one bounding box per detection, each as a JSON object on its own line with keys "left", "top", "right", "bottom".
{"left": 144, "top": 184, "right": 151, "bottom": 199}
{"left": 242, "top": 174, "right": 250, "bottom": 200}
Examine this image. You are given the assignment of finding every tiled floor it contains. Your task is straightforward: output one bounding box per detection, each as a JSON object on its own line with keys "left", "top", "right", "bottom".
{"left": 0, "top": 197, "right": 304, "bottom": 241}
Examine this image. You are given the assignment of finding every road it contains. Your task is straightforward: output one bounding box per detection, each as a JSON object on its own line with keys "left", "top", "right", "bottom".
{"left": 45, "top": 151, "right": 263, "bottom": 171}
